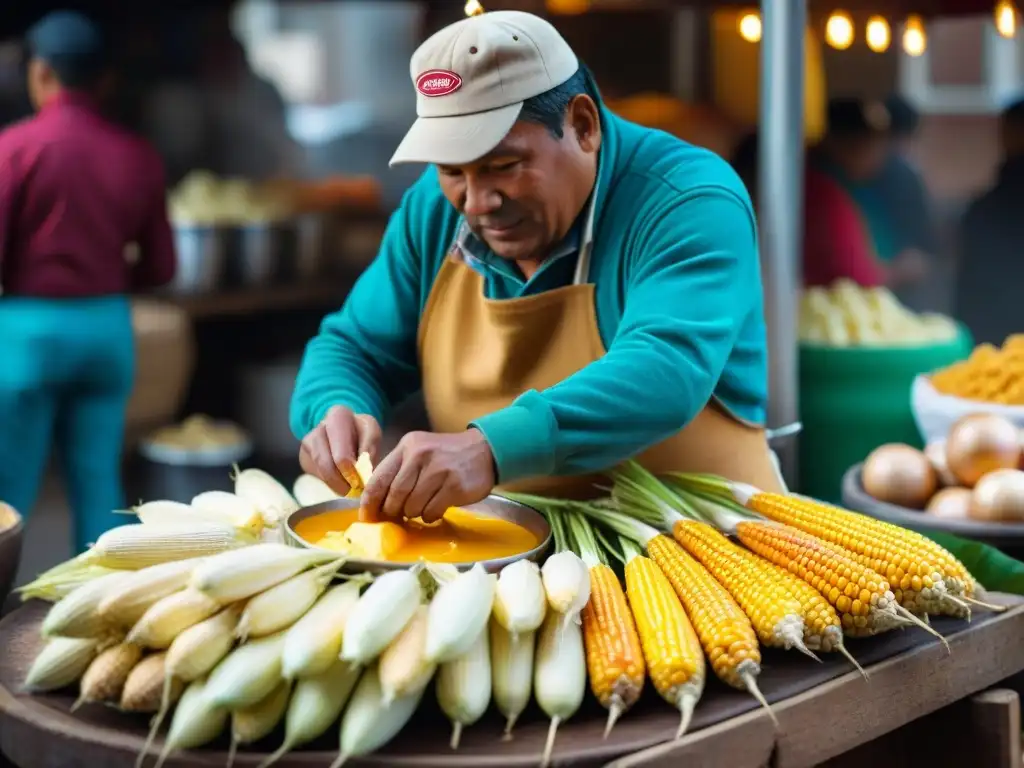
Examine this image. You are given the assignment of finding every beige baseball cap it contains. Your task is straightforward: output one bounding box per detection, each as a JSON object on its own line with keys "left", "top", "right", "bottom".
{"left": 389, "top": 11, "right": 579, "bottom": 167}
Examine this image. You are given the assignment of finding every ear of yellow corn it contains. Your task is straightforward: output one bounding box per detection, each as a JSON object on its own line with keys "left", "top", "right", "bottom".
{"left": 121, "top": 653, "right": 183, "bottom": 713}
{"left": 97, "top": 557, "right": 207, "bottom": 629}
{"left": 256, "top": 659, "right": 360, "bottom": 768}
{"left": 190, "top": 543, "right": 336, "bottom": 603}
{"left": 281, "top": 580, "right": 363, "bottom": 680}
{"left": 237, "top": 559, "right": 345, "bottom": 640}
{"left": 379, "top": 605, "right": 435, "bottom": 704}
{"left": 24, "top": 636, "right": 101, "bottom": 692}
{"left": 72, "top": 642, "right": 142, "bottom": 711}
{"left": 126, "top": 588, "right": 221, "bottom": 649}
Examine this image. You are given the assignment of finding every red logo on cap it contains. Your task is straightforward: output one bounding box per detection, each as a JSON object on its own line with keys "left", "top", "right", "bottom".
{"left": 416, "top": 69, "right": 463, "bottom": 97}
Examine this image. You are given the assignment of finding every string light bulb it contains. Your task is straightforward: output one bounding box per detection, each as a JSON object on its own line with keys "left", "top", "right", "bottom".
{"left": 464, "top": 0, "right": 484, "bottom": 17}
{"left": 902, "top": 15, "right": 927, "bottom": 56}
{"left": 866, "top": 16, "right": 891, "bottom": 52}
{"left": 995, "top": 0, "right": 1018, "bottom": 38}
{"left": 825, "top": 11, "right": 855, "bottom": 50}
{"left": 545, "top": 0, "right": 590, "bottom": 14}
{"left": 738, "top": 12, "right": 762, "bottom": 43}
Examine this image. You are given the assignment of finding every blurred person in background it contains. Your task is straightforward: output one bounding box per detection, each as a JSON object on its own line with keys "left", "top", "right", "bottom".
{"left": 0, "top": 11, "right": 176, "bottom": 552}
{"left": 730, "top": 123, "right": 884, "bottom": 288}
{"left": 954, "top": 96, "right": 1024, "bottom": 345}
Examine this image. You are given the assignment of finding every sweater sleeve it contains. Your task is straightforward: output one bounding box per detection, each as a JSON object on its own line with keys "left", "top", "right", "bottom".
{"left": 288, "top": 188, "right": 425, "bottom": 439}
{"left": 471, "top": 189, "right": 762, "bottom": 483}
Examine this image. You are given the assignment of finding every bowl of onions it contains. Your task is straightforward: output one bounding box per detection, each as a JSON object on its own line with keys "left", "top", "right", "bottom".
{"left": 841, "top": 412, "right": 1024, "bottom": 546}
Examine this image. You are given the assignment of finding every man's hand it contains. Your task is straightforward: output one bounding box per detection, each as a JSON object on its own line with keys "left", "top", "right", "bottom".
{"left": 299, "top": 406, "right": 382, "bottom": 496}
{"left": 362, "top": 429, "right": 496, "bottom": 523}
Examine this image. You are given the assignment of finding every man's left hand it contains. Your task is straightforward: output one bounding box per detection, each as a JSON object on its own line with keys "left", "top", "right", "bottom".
{"left": 361, "top": 428, "right": 497, "bottom": 523}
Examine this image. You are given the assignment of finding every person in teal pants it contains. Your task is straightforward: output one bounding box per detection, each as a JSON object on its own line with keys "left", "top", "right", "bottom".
{"left": 0, "top": 12, "right": 176, "bottom": 552}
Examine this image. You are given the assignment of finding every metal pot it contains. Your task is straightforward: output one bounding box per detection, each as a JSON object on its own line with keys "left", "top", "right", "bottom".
{"left": 168, "top": 226, "right": 226, "bottom": 294}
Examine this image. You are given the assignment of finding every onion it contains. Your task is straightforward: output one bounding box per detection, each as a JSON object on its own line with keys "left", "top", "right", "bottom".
{"left": 946, "top": 414, "right": 1021, "bottom": 488}
{"left": 862, "top": 444, "right": 937, "bottom": 509}
{"left": 925, "top": 487, "right": 972, "bottom": 520}
{"left": 923, "top": 441, "right": 958, "bottom": 487}
{"left": 970, "top": 469, "right": 1024, "bottom": 522}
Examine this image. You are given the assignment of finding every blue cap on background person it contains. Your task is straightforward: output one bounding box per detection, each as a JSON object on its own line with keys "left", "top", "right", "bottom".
{"left": 26, "top": 10, "right": 108, "bottom": 88}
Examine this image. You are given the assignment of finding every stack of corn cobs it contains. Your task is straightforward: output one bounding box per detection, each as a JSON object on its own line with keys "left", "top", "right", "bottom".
{"left": 17, "top": 462, "right": 1001, "bottom": 767}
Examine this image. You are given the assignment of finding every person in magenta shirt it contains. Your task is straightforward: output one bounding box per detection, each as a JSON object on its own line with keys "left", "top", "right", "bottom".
{"left": 0, "top": 11, "right": 175, "bottom": 552}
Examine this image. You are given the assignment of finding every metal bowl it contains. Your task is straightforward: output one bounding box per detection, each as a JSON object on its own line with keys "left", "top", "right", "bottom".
{"left": 283, "top": 494, "right": 551, "bottom": 574}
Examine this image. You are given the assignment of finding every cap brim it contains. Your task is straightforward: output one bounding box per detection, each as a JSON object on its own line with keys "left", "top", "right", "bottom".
{"left": 389, "top": 102, "right": 523, "bottom": 167}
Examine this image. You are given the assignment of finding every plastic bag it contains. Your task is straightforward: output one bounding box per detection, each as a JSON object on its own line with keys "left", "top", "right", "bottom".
{"left": 911, "top": 375, "right": 1024, "bottom": 444}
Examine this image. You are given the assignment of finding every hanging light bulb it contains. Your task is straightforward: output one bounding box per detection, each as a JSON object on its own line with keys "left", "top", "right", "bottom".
{"left": 464, "top": 0, "right": 484, "bottom": 16}
{"left": 903, "top": 15, "right": 927, "bottom": 56}
{"left": 866, "top": 16, "right": 891, "bottom": 52}
{"left": 738, "top": 12, "right": 763, "bottom": 43}
{"left": 545, "top": 0, "right": 590, "bottom": 14}
{"left": 995, "top": 0, "right": 1018, "bottom": 38}
{"left": 825, "top": 11, "right": 855, "bottom": 50}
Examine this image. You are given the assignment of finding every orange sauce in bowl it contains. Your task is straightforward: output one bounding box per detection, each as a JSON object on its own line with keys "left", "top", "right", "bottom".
{"left": 292, "top": 506, "right": 541, "bottom": 563}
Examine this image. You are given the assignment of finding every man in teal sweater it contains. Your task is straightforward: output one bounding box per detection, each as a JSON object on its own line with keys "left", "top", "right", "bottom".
{"left": 290, "top": 10, "right": 783, "bottom": 522}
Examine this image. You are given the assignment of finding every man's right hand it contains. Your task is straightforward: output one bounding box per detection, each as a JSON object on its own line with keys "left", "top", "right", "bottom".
{"left": 299, "top": 406, "right": 382, "bottom": 496}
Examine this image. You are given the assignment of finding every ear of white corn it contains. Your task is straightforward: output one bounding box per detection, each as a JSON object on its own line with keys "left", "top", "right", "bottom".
{"left": 126, "top": 588, "right": 221, "bottom": 649}
{"left": 541, "top": 550, "right": 591, "bottom": 621}
{"left": 237, "top": 560, "right": 345, "bottom": 640}
{"left": 292, "top": 474, "right": 339, "bottom": 507}
{"left": 331, "top": 664, "right": 425, "bottom": 767}
{"left": 122, "top": 652, "right": 183, "bottom": 713}
{"left": 281, "top": 581, "right": 362, "bottom": 680}
{"left": 83, "top": 522, "right": 252, "bottom": 569}
{"left": 493, "top": 559, "right": 547, "bottom": 637}
{"left": 489, "top": 618, "right": 535, "bottom": 738}
{"left": 41, "top": 571, "right": 131, "bottom": 638}
{"left": 255, "top": 659, "right": 360, "bottom": 768}
{"left": 72, "top": 642, "right": 142, "bottom": 710}
{"left": 424, "top": 563, "right": 496, "bottom": 664}
{"left": 436, "top": 626, "right": 491, "bottom": 750}
{"left": 379, "top": 605, "right": 435, "bottom": 704}
{"left": 24, "top": 637, "right": 100, "bottom": 692}
{"left": 233, "top": 468, "right": 299, "bottom": 526}
{"left": 152, "top": 677, "right": 229, "bottom": 768}
{"left": 97, "top": 557, "right": 207, "bottom": 629}
{"left": 166, "top": 603, "right": 244, "bottom": 683}
{"left": 190, "top": 491, "right": 265, "bottom": 534}
{"left": 340, "top": 568, "right": 422, "bottom": 665}
{"left": 534, "top": 606, "right": 587, "bottom": 768}
{"left": 190, "top": 543, "right": 337, "bottom": 603}
{"left": 205, "top": 631, "right": 286, "bottom": 710}
{"left": 231, "top": 679, "right": 293, "bottom": 749}
{"left": 131, "top": 501, "right": 201, "bottom": 526}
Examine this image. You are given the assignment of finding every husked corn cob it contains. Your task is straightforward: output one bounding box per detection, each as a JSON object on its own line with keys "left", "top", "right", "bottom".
{"left": 623, "top": 550, "right": 704, "bottom": 737}
{"left": 84, "top": 522, "right": 250, "bottom": 569}
{"left": 735, "top": 521, "right": 907, "bottom": 637}
{"left": 670, "top": 520, "right": 812, "bottom": 656}
{"left": 739, "top": 491, "right": 969, "bottom": 616}
{"left": 73, "top": 642, "right": 143, "bottom": 710}
{"left": 121, "top": 653, "right": 183, "bottom": 713}
{"left": 582, "top": 563, "right": 646, "bottom": 732}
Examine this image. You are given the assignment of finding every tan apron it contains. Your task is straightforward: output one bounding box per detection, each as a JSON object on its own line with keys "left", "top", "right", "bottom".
{"left": 416, "top": 208, "right": 785, "bottom": 498}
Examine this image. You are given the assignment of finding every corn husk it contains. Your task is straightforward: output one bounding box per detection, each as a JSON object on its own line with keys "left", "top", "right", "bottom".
{"left": 493, "top": 559, "right": 547, "bottom": 637}
{"left": 436, "top": 626, "right": 491, "bottom": 749}
{"left": 237, "top": 560, "right": 344, "bottom": 640}
{"left": 205, "top": 631, "right": 286, "bottom": 709}
{"left": 190, "top": 543, "right": 337, "bottom": 603}
{"left": 121, "top": 653, "right": 183, "bottom": 712}
{"left": 340, "top": 568, "right": 422, "bottom": 665}
{"left": 190, "top": 491, "right": 265, "bottom": 534}
{"left": 229, "top": 679, "right": 293, "bottom": 766}
{"left": 19, "top": 565, "right": 130, "bottom": 603}
{"left": 281, "top": 581, "right": 362, "bottom": 680}
{"left": 97, "top": 557, "right": 207, "bottom": 629}
{"left": 379, "top": 605, "right": 435, "bottom": 704}
{"left": 152, "top": 677, "right": 228, "bottom": 768}
{"left": 24, "top": 637, "right": 101, "bottom": 692}
{"left": 233, "top": 468, "right": 299, "bottom": 526}
{"left": 292, "top": 474, "right": 339, "bottom": 507}
{"left": 126, "top": 588, "right": 221, "bottom": 649}
{"left": 424, "top": 563, "right": 495, "bottom": 664}
{"left": 490, "top": 618, "right": 535, "bottom": 738}
{"left": 41, "top": 571, "right": 131, "bottom": 638}
{"left": 331, "top": 664, "right": 425, "bottom": 766}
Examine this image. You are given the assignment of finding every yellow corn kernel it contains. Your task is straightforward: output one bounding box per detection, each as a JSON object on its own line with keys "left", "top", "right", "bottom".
{"left": 73, "top": 642, "right": 143, "bottom": 710}
{"left": 623, "top": 554, "right": 704, "bottom": 737}
{"left": 581, "top": 563, "right": 645, "bottom": 732}
{"left": 121, "top": 653, "right": 183, "bottom": 713}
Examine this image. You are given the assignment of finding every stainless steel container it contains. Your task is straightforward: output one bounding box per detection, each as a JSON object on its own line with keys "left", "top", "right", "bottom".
{"left": 226, "top": 225, "right": 279, "bottom": 287}
{"left": 168, "top": 226, "right": 226, "bottom": 294}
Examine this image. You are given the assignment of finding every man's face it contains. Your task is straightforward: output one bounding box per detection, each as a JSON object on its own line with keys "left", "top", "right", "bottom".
{"left": 26, "top": 58, "right": 58, "bottom": 110}
{"left": 436, "top": 96, "right": 601, "bottom": 263}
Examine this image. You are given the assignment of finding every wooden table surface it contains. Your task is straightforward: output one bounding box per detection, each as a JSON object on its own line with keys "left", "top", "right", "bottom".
{"left": 3, "top": 596, "right": 1024, "bottom": 768}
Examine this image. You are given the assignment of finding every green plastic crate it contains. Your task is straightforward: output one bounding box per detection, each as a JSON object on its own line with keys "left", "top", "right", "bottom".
{"left": 797, "top": 326, "right": 972, "bottom": 503}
